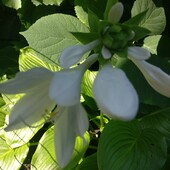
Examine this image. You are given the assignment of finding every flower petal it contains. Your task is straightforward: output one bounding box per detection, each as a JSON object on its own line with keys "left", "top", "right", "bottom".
{"left": 128, "top": 46, "right": 150, "bottom": 60}
{"left": 5, "top": 88, "right": 55, "bottom": 131}
{"left": 54, "top": 104, "right": 88, "bottom": 168}
{"left": 49, "top": 69, "right": 82, "bottom": 106}
{"left": 108, "top": 2, "right": 124, "bottom": 24}
{"left": 65, "top": 104, "right": 89, "bottom": 137}
{"left": 54, "top": 107, "right": 76, "bottom": 168}
{"left": 92, "top": 63, "right": 138, "bottom": 120}
{"left": 59, "top": 40, "right": 100, "bottom": 68}
{"left": 49, "top": 54, "right": 98, "bottom": 106}
{"left": 130, "top": 59, "right": 170, "bottom": 97}
{"left": 0, "top": 67, "right": 54, "bottom": 94}
{"left": 102, "top": 46, "right": 112, "bottom": 59}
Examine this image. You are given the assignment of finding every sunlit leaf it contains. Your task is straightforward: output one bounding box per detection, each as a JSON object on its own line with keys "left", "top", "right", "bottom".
{"left": 19, "top": 47, "right": 60, "bottom": 71}
{"left": 0, "top": 135, "right": 29, "bottom": 170}
{"left": 32, "top": 0, "right": 64, "bottom": 6}
{"left": 75, "top": 0, "right": 107, "bottom": 23}
{"left": 4, "top": 125, "right": 42, "bottom": 148}
{"left": 82, "top": 70, "right": 97, "bottom": 97}
{"left": 0, "top": 109, "right": 6, "bottom": 128}
{"left": 131, "top": 0, "right": 166, "bottom": 34}
{"left": 2, "top": 0, "right": 21, "bottom": 10}
{"left": 31, "top": 126, "right": 90, "bottom": 170}
{"left": 143, "top": 35, "right": 161, "bottom": 54}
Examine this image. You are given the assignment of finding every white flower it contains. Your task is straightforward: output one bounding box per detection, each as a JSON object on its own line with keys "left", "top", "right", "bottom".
{"left": 49, "top": 54, "right": 98, "bottom": 106}
{"left": 0, "top": 54, "right": 98, "bottom": 168}
{"left": 0, "top": 68, "right": 55, "bottom": 131}
{"left": 128, "top": 46, "right": 150, "bottom": 60}
{"left": 92, "top": 63, "right": 138, "bottom": 120}
{"left": 128, "top": 52, "right": 170, "bottom": 98}
{"left": 59, "top": 40, "right": 100, "bottom": 68}
{"left": 54, "top": 104, "right": 88, "bottom": 168}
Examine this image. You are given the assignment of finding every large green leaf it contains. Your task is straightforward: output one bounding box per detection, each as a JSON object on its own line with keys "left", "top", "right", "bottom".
{"left": 4, "top": 125, "right": 42, "bottom": 148}
{"left": 98, "top": 120, "right": 167, "bottom": 170}
{"left": 131, "top": 0, "right": 166, "bottom": 35}
{"left": 31, "top": 126, "right": 90, "bottom": 170}
{"left": 21, "top": 14, "right": 89, "bottom": 64}
{"left": 32, "top": 0, "right": 64, "bottom": 6}
{"left": 0, "top": 135, "right": 29, "bottom": 170}
{"left": 140, "top": 108, "right": 170, "bottom": 139}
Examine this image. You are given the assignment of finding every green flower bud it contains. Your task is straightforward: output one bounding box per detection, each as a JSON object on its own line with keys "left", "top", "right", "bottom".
{"left": 101, "top": 24, "right": 133, "bottom": 53}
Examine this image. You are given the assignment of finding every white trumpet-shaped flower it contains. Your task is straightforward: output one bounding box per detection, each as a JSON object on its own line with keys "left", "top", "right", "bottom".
{"left": 92, "top": 63, "right": 139, "bottom": 120}
{"left": 128, "top": 46, "right": 151, "bottom": 60}
{"left": 0, "top": 68, "right": 56, "bottom": 131}
{"left": 49, "top": 54, "right": 98, "bottom": 106}
{"left": 59, "top": 40, "right": 100, "bottom": 68}
{"left": 128, "top": 52, "right": 170, "bottom": 98}
{"left": 54, "top": 104, "right": 88, "bottom": 168}
{"left": 0, "top": 54, "right": 98, "bottom": 168}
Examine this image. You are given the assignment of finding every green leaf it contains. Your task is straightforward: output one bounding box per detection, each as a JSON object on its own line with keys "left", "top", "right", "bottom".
{"left": 140, "top": 108, "right": 170, "bottom": 139}
{"left": 129, "top": 25, "right": 150, "bottom": 40}
{"left": 77, "top": 153, "right": 98, "bottom": 170}
{"left": 82, "top": 70, "right": 97, "bottom": 97}
{"left": 31, "top": 126, "right": 90, "bottom": 170}
{"left": 71, "top": 32, "right": 99, "bottom": 44}
{"left": 74, "top": 0, "right": 107, "bottom": 21}
{"left": 21, "top": 14, "right": 89, "bottom": 64}
{"left": 0, "top": 109, "right": 6, "bottom": 128}
{"left": 0, "top": 135, "right": 29, "bottom": 170}
{"left": 98, "top": 120, "right": 167, "bottom": 170}
{"left": 75, "top": 4, "right": 88, "bottom": 26}
{"left": 88, "top": 10, "right": 100, "bottom": 32}
{"left": 4, "top": 125, "right": 42, "bottom": 148}
{"left": 104, "top": 0, "right": 118, "bottom": 20}
{"left": 131, "top": 0, "right": 166, "bottom": 35}
{"left": 82, "top": 94, "right": 98, "bottom": 111}
{"left": 2, "top": 0, "right": 21, "bottom": 10}
{"left": 31, "top": 0, "right": 64, "bottom": 6}
{"left": 143, "top": 35, "right": 161, "bottom": 54}
{"left": 19, "top": 47, "right": 60, "bottom": 71}
{"left": 125, "top": 10, "right": 148, "bottom": 26}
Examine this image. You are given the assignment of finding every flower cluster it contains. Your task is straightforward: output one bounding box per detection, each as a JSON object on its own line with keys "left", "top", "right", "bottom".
{"left": 0, "top": 1, "right": 170, "bottom": 168}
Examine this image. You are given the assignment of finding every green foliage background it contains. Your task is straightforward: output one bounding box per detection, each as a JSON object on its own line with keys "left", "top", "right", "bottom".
{"left": 0, "top": 0, "right": 170, "bottom": 169}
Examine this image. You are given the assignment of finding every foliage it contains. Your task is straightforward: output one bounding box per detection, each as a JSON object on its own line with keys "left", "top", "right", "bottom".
{"left": 0, "top": 0, "right": 170, "bottom": 169}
